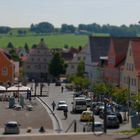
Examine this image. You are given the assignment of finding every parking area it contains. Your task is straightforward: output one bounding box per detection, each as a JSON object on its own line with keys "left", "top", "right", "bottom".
{"left": 0, "top": 98, "right": 53, "bottom": 134}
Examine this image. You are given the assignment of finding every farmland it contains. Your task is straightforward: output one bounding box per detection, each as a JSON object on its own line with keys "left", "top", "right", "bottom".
{"left": 0, "top": 33, "right": 88, "bottom": 48}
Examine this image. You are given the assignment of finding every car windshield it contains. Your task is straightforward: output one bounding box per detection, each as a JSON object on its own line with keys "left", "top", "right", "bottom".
{"left": 108, "top": 116, "right": 117, "bottom": 121}
{"left": 58, "top": 101, "right": 66, "bottom": 105}
{"left": 6, "top": 123, "right": 18, "bottom": 128}
{"left": 76, "top": 101, "right": 86, "bottom": 105}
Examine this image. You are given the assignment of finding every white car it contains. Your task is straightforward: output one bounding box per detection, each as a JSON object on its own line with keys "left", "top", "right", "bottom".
{"left": 57, "top": 101, "right": 68, "bottom": 110}
{"left": 4, "top": 121, "right": 20, "bottom": 134}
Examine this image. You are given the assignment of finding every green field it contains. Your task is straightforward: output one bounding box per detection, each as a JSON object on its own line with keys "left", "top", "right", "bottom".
{"left": 0, "top": 33, "right": 88, "bottom": 48}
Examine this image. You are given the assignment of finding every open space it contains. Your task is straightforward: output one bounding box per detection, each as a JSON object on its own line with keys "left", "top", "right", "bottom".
{"left": 0, "top": 99, "right": 53, "bottom": 133}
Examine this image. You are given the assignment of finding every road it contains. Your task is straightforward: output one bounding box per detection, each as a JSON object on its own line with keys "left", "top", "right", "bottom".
{"left": 28, "top": 82, "right": 131, "bottom": 133}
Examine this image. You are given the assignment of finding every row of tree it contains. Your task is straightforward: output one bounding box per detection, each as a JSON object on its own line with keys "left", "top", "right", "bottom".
{"left": 1, "top": 22, "right": 140, "bottom": 36}
{"left": 30, "top": 22, "right": 140, "bottom": 36}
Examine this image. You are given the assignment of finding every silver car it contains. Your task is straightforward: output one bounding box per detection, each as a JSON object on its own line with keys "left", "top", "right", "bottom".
{"left": 4, "top": 121, "right": 20, "bottom": 134}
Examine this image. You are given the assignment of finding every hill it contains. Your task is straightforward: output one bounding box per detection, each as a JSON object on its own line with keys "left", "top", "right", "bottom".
{"left": 0, "top": 33, "right": 88, "bottom": 48}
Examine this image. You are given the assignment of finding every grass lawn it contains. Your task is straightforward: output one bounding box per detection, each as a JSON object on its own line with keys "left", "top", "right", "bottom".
{"left": 0, "top": 33, "right": 88, "bottom": 48}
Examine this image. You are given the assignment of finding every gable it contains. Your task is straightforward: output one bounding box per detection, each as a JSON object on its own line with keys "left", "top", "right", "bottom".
{"left": 124, "top": 45, "right": 134, "bottom": 71}
{"left": 0, "top": 50, "right": 12, "bottom": 65}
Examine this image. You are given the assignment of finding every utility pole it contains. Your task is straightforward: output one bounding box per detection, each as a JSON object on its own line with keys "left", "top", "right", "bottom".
{"left": 104, "top": 98, "right": 107, "bottom": 133}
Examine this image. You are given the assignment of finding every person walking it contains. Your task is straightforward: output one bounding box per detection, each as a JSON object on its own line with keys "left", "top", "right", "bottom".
{"left": 63, "top": 107, "right": 68, "bottom": 119}
{"left": 51, "top": 101, "right": 56, "bottom": 111}
{"left": 61, "top": 86, "right": 64, "bottom": 93}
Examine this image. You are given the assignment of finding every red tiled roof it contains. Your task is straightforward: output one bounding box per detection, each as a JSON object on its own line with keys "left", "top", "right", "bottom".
{"left": 0, "top": 49, "right": 12, "bottom": 64}
{"left": 131, "top": 40, "right": 140, "bottom": 71}
{"left": 110, "top": 37, "right": 140, "bottom": 66}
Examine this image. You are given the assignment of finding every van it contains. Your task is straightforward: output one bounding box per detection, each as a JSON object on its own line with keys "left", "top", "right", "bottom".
{"left": 72, "top": 97, "right": 87, "bottom": 113}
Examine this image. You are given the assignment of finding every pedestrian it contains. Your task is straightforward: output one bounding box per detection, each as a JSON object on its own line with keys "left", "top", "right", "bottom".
{"left": 51, "top": 101, "right": 56, "bottom": 111}
{"left": 63, "top": 107, "right": 68, "bottom": 119}
{"left": 61, "top": 86, "right": 64, "bottom": 93}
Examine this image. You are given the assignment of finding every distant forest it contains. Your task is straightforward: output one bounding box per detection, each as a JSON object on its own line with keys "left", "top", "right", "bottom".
{"left": 1, "top": 22, "right": 140, "bottom": 37}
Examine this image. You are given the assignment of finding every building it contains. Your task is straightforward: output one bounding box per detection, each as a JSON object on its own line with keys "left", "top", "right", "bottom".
{"left": 0, "top": 49, "right": 14, "bottom": 85}
{"left": 103, "top": 37, "right": 134, "bottom": 86}
{"left": 23, "top": 39, "right": 52, "bottom": 82}
{"left": 66, "top": 45, "right": 87, "bottom": 75}
{"left": 120, "top": 40, "right": 140, "bottom": 95}
{"left": 84, "top": 36, "right": 111, "bottom": 83}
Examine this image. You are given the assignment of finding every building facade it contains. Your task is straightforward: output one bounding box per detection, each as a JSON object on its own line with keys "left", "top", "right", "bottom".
{"left": 120, "top": 40, "right": 140, "bottom": 95}
{"left": 0, "top": 49, "right": 14, "bottom": 85}
{"left": 23, "top": 39, "right": 52, "bottom": 82}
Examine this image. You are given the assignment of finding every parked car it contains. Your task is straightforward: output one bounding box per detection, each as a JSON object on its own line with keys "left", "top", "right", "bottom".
{"left": 99, "top": 110, "right": 123, "bottom": 123}
{"left": 55, "top": 80, "right": 61, "bottom": 86}
{"left": 4, "top": 121, "right": 20, "bottom": 134}
{"left": 106, "top": 115, "right": 120, "bottom": 128}
{"left": 80, "top": 110, "right": 94, "bottom": 122}
{"left": 93, "top": 105, "right": 104, "bottom": 115}
{"left": 57, "top": 101, "right": 68, "bottom": 110}
{"left": 94, "top": 121, "right": 104, "bottom": 131}
{"left": 99, "top": 109, "right": 113, "bottom": 119}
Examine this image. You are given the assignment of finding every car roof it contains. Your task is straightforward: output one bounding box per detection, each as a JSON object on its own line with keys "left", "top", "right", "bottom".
{"left": 6, "top": 121, "right": 18, "bottom": 124}
{"left": 82, "top": 110, "right": 92, "bottom": 113}
{"left": 94, "top": 121, "right": 103, "bottom": 125}
{"left": 107, "top": 115, "right": 117, "bottom": 117}
{"left": 58, "top": 101, "right": 66, "bottom": 103}
{"left": 58, "top": 104, "right": 68, "bottom": 106}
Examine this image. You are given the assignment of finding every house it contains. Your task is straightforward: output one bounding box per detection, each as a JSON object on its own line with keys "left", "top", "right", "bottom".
{"left": 120, "top": 40, "right": 140, "bottom": 95}
{"left": 66, "top": 36, "right": 111, "bottom": 83}
{"left": 23, "top": 39, "right": 52, "bottom": 82}
{"left": 66, "top": 45, "right": 87, "bottom": 75}
{"left": 0, "top": 49, "right": 14, "bottom": 85}
{"left": 103, "top": 37, "right": 135, "bottom": 86}
{"left": 85, "top": 36, "right": 111, "bottom": 83}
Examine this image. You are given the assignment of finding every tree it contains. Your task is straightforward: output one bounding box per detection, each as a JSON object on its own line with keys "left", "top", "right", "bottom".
{"left": 76, "top": 60, "right": 85, "bottom": 77}
{"left": 61, "top": 24, "right": 76, "bottom": 33}
{"left": 92, "top": 82, "right": 108, "bottom": 98}
{"left": 9, "top": 49, "right": 20, "bottom": 61}
{"left": 7, "top": 42, "right": 14, "bottom": 49}
{"left": 112, "top": 87, "right": 127, "bottom": 105}
{"left": 24, "top": 43, "right": 29, "bottom": 53}
{"left": 30, "top": 22, "right": 54, "bottom": 33}
{"left": 49, "top": 53, "right": 66, "bottom": 79}
{"left": 132, "top": 94, "right": 140, "bottom": 114}
{"left": 0, "top": 26, "right": 11, "bottom": 34}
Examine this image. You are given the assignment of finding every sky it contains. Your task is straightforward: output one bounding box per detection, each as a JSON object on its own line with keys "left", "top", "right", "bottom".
{"left": 0, "top": 0, "right": 140, "bottom": 27}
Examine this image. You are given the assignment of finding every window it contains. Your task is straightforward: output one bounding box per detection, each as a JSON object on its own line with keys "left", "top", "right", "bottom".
{"left": 2, "top": 67, "right": 8, "bottom": 76}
